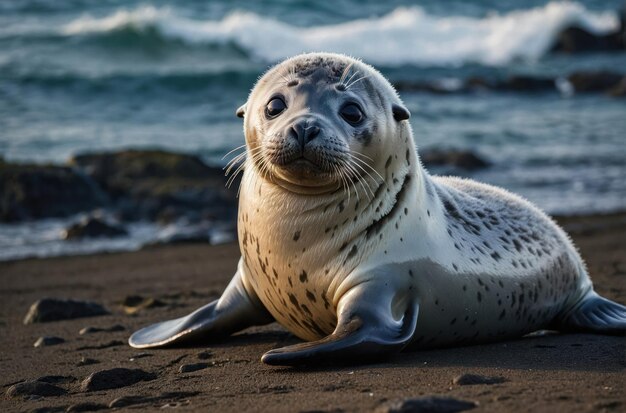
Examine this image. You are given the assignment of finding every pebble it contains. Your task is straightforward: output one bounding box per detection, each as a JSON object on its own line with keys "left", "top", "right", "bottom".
{"left": 196, "top": 350, "right": 213, "bottom": 360}
{"left": 109, "top": 395, "right": 149, "bottom": 408}
{"left": 452, "top": 373, "right": 506, "bottom": 386}
{"left": 122, "top": 295, "right": 166, "bottom": 314}
{"left": 34, "top": 336, "right": 65, "bottom": 347}
{"left": 24, "top": 298, "right": 109, "bottom": 324}
{"left": 78, "top": 324, "right": 125, "bottom": 335}
{"left": 377, "top": 396, "right": 477, "bottom": 413}
{"left": 76, "top": 357, "right": 100, "bottom": 367}
{"left": 6, "top": 380, "right": 66, "bottom": 398}
{"left": 80, "top": 368, "right": 156, "bottom": 391}
{"left": 179, "top": 363, "right": 210, "bottom": 373}
{"left": 66, "top": 402, "right": 108, "bottom": 412}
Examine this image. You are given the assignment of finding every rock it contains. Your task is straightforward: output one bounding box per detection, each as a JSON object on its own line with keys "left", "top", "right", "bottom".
{"left": 77, "top": 357, "right": 100, "bottom": 367}
{"left": 421, "top": 149, "right": 490, "bottom": 171}
{"left": 80, "top": 368, "right": 156, "bottom": 392}
{"left": 196, "top": 350, "right": 212, "bottom": 360}
{"left": 79, "top": 324, "right": 125, "bottom": 335}
{"left": 66, "top": 402, "right": 108, "bottom": 412}
{"left": 178, "top": 363, "right": 210, "bottom": 373}
{"left": 109, "top": 396, "right": 149, "bottom": 408}
{"left": 6, "top": 380, "right": 67, "bottom": 398}
{"left": 452, "top": 373, "right": 506, "bottom": 385}
{"left": 63, "top": 217, "right": 127, "bottom": 240}
{"left": 0, "top": 159, "right": 108, "bottom": 222}
{"left": 378, "top": 396, "right": 477, "bottom": 413}
{"left": 567, "top": 71, "right": 625, "bottom": 93}
{"left": 69, "top": 150, "right": 237, "bottom": 222}
{"left": 36, "top": 375, "right": 75, "bottom": 384}
{"left": 24, "top": 298, "right": 110, "bottom": 324}
{"left": 608, "top": 77, "right": 626, "bottom": 97}
{"left": 495, "top": 76, "right": 555, "bottom": 92}
{"left": 76, "top": 340, "right": 124, "bottom": 350}
{"left": 34, "top": 336, "right": 65, "bottom": 347}
{"left": 122, "top": 295, "right": 166, "bottom": 314}
{"left": 551, "top": 26, "right": 624, "bottom": 53}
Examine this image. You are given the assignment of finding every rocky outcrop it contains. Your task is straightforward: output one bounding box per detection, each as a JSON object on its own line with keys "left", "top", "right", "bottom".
{"left": 63, "top": 216, "right": 127, "bottom": 239}
{"left": 551, "top": 8, "right": 625, "bottom": 53}
{"left": 0, "top": 159, "right": 108, "bottom": 222}
{"left": 421, "top": 149, "right": 490, "bottom": 171}
{"left": 69, "top": 150, "right": 237, "bottom": 222}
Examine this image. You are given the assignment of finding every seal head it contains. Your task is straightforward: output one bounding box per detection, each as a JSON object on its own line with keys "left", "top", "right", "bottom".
{"left": 238, "top": 53, "right": 410, "bottom": 194}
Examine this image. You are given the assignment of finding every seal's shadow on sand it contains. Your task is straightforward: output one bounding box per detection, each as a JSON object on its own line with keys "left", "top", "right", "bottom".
{"left": 171, "top": 326, "right": 625, "bottom": 373}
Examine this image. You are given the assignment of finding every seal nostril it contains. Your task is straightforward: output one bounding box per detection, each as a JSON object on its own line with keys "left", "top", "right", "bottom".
{"left": 304, "top": 125, "right": 321, "bottom": 143}
{"left": 291, "top": 121, "right": 321, "bottom": 147}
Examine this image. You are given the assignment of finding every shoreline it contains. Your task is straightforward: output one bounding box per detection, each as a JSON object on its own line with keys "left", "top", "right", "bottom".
{"left": 1, "top": 212, "right": 624, "bottom": 412}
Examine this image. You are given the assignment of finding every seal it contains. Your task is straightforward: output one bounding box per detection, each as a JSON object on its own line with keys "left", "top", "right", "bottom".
{"left": 129, "top": 52, "right": 626, "bottom": 365}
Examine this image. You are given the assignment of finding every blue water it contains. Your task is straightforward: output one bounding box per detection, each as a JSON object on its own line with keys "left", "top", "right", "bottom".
{"left": 1, "top": 0, "right": 625, "bottom": 260}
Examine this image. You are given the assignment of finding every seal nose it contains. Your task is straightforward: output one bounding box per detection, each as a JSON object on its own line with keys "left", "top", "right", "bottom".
{"left": 290, "top": 120, "right": 321, "bottom": 148}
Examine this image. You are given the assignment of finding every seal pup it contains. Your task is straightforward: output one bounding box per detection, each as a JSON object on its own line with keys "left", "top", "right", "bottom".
{"left": 129, "top": 52, "right": 626, "bottom": 365}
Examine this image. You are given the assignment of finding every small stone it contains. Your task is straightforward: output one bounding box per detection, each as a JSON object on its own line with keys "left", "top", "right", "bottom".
{"left": 76, "top": 340, "right": 124, "bottom": 350}
{"left": 34, "top": 336, "right": 65, "bottom": 347}
{"left": 6, "top": 380, "right": 67, "bottom": 398}
{"left": 36, "top": 375, "right": 75, "bottom": 384}
{"left": 378, "top": 396, "right": 477, "bottom": 413}
{"left": 178, "top": 363, "right": 209, "bottom": 373}
{"left": 66, "top": 402, "right": 108, "bottom": 412}
{"left": 63, "top": 217, "right": 127, "bottom": 240}
{"left": 452, "top": 374, "right": 506, "bottom": 386}
{"left": 196, "top": 350, "right": 212, "bottom": 360}
{"left": 77, "top": 357, "right": 100, "bottom": 367}
{"left": 109, "top": 395, "right": 149, "bottom": 408}
{"left": 80, "top": 368, "right": 156, "bottom": 391}
{"left": 129, "top": 352, "right": 153, "bottom": 361}
{"left": 24, "top": 298, "right": 109, "bottom": 324}
{"left": 122, "top": 295, "right": 166, "bottom": 314}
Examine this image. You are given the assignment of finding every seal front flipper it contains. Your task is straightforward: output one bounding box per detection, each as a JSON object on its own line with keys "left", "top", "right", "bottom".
{"left": 129, "top": 262, "right": 274, "bottom": 348}
{"left": 262, "top": 280, "right": 419, "bottom": 366}
{"left": 557, "top": 291, "right": 626, "bottom": 335}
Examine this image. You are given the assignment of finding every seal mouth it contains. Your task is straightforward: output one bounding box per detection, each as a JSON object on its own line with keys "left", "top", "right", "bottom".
{"left": 270, "top": 156, "right": 337, "bottom": 189}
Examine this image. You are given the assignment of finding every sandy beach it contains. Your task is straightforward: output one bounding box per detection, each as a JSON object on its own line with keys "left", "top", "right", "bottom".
{"left": 1, "top": 212, "right": 624, "bottom": 412}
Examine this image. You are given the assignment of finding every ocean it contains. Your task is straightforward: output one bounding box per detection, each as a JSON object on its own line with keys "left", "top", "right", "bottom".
{"left": 1, "top": 0, "right": 625, "bottom": 260}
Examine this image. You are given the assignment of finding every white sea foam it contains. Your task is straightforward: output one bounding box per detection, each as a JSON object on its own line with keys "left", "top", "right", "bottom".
{"left": 62, "top": 2, "right": 619, "bottom": 66}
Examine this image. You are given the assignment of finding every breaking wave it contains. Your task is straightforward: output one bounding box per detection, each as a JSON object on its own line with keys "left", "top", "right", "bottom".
{"left": 62, "top": 2, "right": 619, "bottom": 66}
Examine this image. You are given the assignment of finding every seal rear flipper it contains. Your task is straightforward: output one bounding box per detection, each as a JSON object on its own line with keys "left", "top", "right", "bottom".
{"left": 129, "top": 268, "right": 274, "bottom": 348}
{"left": 557, "top": 291, "right": 626, "bottom": 335}
{"left": 262, "top": 281, "right": 419, "bottom": 366}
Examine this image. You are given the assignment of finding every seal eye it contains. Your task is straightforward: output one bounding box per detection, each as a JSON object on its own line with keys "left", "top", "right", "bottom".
{"left": 265, "top": 97, "right": 287, "bottom": 118}
{"left": 340, "top": 104, "right": 364, "bottom": 125}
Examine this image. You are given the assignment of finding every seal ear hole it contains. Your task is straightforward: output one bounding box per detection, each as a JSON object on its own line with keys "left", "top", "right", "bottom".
{"left": 392, "top": 104, "right": 410, "bottom": 121}
{"left": 236, "top": 104, "right": 246, "bottom": 118}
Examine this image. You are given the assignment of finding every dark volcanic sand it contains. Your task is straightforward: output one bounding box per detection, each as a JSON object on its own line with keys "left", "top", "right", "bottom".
{"left": 1, "top": 213, "right": 625, "bottom": 412}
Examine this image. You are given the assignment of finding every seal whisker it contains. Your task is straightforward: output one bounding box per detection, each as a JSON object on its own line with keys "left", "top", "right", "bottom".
{"left": 348, "top": 161, "right": 375, "bottom": 201}
{"left": 350, "top": 155, "right": 383, "bottom": 182}
{"left": 343, "top": 160, "right": 365, "bottom": 205}
{"left": 222, "top": 144, "right": 248, "bottom": 160}
{"left": 339, "top": 61, "right": 355, "bottom": 86}
{"left": 346, "top": 74, "right": 371, "bottom": 90}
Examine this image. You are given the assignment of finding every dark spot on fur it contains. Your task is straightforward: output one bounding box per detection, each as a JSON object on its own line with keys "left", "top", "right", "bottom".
{"left": 306, "top": 290, "right": 316, "bottom": 302}
{"left": 385, "top": 156, "right": 392, "bottom": 169}
{"left": 346, "top": 245, "right": 358, "bottom": 260}
{"left": 477, "top": 292, "right": 482, "bottom": 302}
{"left": 299, "top": 270, "right": 308, "bottom": 283}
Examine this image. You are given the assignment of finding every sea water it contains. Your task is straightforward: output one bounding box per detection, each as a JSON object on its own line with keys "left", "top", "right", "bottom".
{"left": 1, "top": 0, "right": 625, "bottom": 260}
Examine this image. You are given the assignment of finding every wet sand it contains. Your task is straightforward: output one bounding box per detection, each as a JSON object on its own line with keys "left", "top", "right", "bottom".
{"left": 1, "top": 213, "right": 624, "bottom": 412}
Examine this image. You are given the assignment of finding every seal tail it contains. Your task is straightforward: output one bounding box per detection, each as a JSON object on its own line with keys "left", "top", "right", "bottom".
{"left": 557, "top": 291, "right": 626, "bottom": 335}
